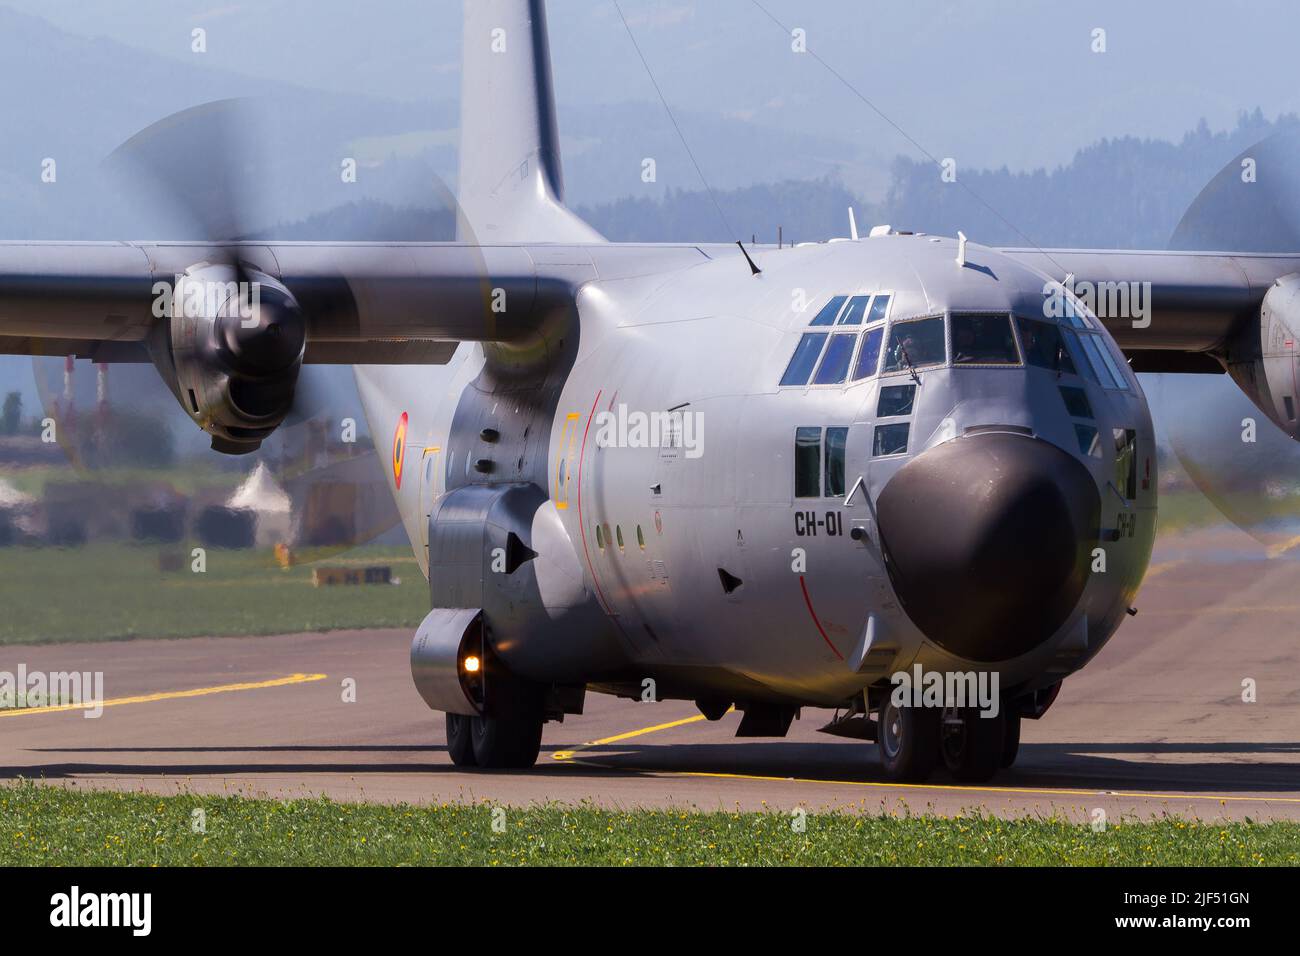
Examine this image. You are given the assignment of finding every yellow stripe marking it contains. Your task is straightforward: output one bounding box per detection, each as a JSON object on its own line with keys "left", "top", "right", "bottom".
{"left": 555, "top": 710, "right": 1300, "bottom": 806}
{"left": 0, "top": 673, "right": 327, "bottom": 718}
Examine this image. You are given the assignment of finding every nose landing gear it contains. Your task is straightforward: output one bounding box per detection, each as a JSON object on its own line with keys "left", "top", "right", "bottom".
{"left": 876, "top": 700, "right": 1022, "bottom": 783}
{"left": 939, "top": 706, "right": 1006, "bottom": 783}
{"left": 877, "top": 698, "right": 940, "bottom": 782}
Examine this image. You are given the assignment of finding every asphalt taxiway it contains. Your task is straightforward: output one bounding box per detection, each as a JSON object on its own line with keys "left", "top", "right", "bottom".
{"left": 2, "top": 524, "right": 1298, "bottom": 821}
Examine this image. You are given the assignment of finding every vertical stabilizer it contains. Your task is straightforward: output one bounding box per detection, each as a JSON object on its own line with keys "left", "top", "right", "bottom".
{"left": 458, "top": 0, "right": 603, "bottom": 243}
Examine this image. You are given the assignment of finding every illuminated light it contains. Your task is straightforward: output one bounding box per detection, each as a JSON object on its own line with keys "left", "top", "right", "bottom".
{"left": 463, "top": 655, "right": 481, "bottom": 674}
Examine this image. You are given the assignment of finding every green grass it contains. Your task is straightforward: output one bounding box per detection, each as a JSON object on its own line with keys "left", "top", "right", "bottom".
{"left": 0, "top": 542, "right": 427, "bottom": 644}
{"left": 1, "top": 783, "right": 1295, "bottom": 866}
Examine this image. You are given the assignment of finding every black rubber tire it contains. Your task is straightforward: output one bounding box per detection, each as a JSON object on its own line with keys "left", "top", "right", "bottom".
{"left": 445, "top": 713, "right": 478, "bottom": 767}
{"left": 877, "top": 699, "right": 940, "bottom": 782}
{"left": 941, "top": 707, "right": 1005, "bottom": 783}
{"left": 1000, "top": 711, "right": 1021, "bottom": 769}
{"left": 469, "top": 710, "right": 544, "bottom": 769}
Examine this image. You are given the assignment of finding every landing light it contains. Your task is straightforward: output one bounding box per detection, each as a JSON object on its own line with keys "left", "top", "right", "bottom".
{"left": 463, "top": 655, "right": 481, "bottom": 674}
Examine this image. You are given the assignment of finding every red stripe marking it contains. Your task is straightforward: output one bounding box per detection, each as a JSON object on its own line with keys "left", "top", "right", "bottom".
{"left": 576, "top": 390, "right": 612, "bottom": 615}
{"left": 799, "top": 576, "right": 844, "bottom": 661}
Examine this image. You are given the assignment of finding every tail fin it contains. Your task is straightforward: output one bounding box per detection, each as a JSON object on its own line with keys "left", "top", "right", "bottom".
{"left": 457, "top": 0, "right": 603, "bottom": 244}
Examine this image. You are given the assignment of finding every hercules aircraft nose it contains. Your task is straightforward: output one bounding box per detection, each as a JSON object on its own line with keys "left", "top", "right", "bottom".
{"left": 875, "top": 431, "right": 1099, "bottom": 662}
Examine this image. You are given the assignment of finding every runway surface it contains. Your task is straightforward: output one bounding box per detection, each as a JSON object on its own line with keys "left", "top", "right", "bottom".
{"left": 3, "top": 524, "right": 1299, "bottom": 821}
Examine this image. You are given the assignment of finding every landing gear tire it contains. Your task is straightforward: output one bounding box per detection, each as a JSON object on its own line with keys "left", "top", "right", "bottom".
{"left": 940, "top": 706, "right": 1005, "bottom": 783}
{"left": 445, "top": 713, "right": 478, "bottom": 767}
{"left": 469, "top": 708, "right": 544, "bottom": 769}
{"left": 877, "top": 699, "right": 940, "bottom": 782}
{"left": 1000, "top": 711, "right": 1021, "bottom": 769}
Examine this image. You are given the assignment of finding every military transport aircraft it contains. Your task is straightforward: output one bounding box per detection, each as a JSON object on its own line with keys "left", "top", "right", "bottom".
{"left": 4, "top": 0, "right": 1300, "bottom": 783}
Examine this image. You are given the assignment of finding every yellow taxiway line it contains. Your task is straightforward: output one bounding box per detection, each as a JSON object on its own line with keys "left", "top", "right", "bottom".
{"left": 0, "top": 673, "right": 327, "bottom": 718}
{"left": 555, "top": 709, "right": 1300, "bottom": 806}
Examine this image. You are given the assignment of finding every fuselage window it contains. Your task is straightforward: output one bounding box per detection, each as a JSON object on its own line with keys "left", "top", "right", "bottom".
{"left": 824, "top": 427, "right": 848, "bottom": 497}
{"left": 812, "top": 333, "right": 857, "bottom": 385}
{"left": 877, "top": 383, "right": 916, "bottom": 418}
{"left": 809, "top": 295, "right": 848, "bottom": 326}
{"left": 883, "top": 316, "right": 946, "bottom": 373}
{"left": 795, "top": 427, "right": 821, "bottom": 497}
{"left": 780, "top": 332, "right": 828, "bottom": 386}
{"left": 636, "top": 525, "right": 646, "bottom": 550}
{"left": 872, "top": 422, "right": 910, "bottom": 457}
{"left": 616, "top": 525, "right": 625, "bottom": 551}
{"left": 1074, "top": 423, "right": 1102, "bottom": 458}
{"left": 1017, "top": 316, "right": 1076, "bottom": 375}
{"left": 951, "top": 313, "right": 1019, "bottom": 365}
{"left": 838, "top": 295, "right": 870, "bottom": 325}
{"left": 1114, "top": 429, "right": 1138, "bottom": 499}
{"left": 852, "top": 325, "right": 884, "bottom": 381}
{"left": 1058, "top": 385, "right": 1092, "bottom": 418}
{"left": 595, "top": 524, "right": 605, "bottom": 550}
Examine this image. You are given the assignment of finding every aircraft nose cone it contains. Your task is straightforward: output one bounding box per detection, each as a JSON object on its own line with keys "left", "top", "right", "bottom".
{"left": 876, "top": 431, "right": 1099, "bottom": 662}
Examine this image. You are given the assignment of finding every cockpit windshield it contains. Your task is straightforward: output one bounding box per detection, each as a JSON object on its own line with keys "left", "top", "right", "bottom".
{"left": 882, "top": 316, "right": 945, "bottom": 373}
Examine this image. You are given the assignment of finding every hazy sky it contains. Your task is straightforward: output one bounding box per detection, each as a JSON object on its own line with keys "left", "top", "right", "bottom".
{"left": 3, "top": 0, "right": 1298, "bottom": 176}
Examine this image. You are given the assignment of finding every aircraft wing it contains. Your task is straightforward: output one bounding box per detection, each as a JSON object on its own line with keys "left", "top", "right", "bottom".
{"left": 0, "top": 239, "right": 717, "bottom": 364}
{"left": 999, "top": 248, "right": 1300, "bottom": 372}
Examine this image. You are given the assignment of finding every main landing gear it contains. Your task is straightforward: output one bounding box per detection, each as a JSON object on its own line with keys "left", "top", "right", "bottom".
{"left": 877, "top": 699, "right": 1021, "bottom": 784}
{"left": 445, "top": 679, "right": 545, "bottom": 770}
{"left": 446, "top": 708, "right": 544, "bottom": 769}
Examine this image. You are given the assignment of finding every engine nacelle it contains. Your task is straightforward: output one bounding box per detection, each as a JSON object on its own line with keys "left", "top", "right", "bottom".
{"left": 1223, "top": 272, "right": 1300, "bottom": 441}
{"left": 148, "top": 263, "right": 306, "bottom": 454}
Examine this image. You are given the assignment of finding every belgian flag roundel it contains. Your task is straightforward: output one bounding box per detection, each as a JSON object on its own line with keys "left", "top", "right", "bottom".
{"left": 392, "top": 412, "right": 409, "bottom": 489}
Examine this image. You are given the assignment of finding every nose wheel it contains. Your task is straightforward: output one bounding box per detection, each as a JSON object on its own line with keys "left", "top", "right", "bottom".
{"left": 876, "top": 699, "right": 940, "bottom": 782}
{"left": 939, "top": 706, "right": 1007, "bottom": 783}
{"left": 877, "top": 700, "right": 1020, "bottom": 782}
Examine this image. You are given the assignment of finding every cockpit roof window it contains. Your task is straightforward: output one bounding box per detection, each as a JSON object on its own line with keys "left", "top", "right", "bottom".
{"left": 809, "top": 295, "right": 847, "bottom": 326}
{"left": 867, "top": 295, "right": 891, "bottom": 324}
{"left": 883, "top": 316, "right": 946, "bottom": 373}
{"left": 951, "top": 313, "right": 1020, "bottom": 365}
{"left": 838, "top": 295, "right": 870, "bottom": 325}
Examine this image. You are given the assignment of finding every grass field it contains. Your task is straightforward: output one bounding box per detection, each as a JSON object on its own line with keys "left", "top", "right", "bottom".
{"left": 2, "top": 783, "right": 1296, "bottom": 866}
{"left": 0, "top": 542, "right": 428, "bottom": 645}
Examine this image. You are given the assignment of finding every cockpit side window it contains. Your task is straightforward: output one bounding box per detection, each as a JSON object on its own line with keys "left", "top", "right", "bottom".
{"left": 780, "top": 292, "right": 895, "bottom": 388}
{"left": 883, "top": 316, "right": 946, "bottom": 373}
{"left": 951, "top": 313, "right": 1020, "bottom": 365}
{"left": 1075, "top": 331, "right": 1128, "bottom": 390}
{"left": 780, "top": 332, "right": 828, "bottom": 386}
{"left": 812, "top": 333, "right": 857, "bottom": 385}
{"left": 851, "top": 325, "right": 884, "bottom": 381}
{"left": 1017, "top": 316, "right": 1077, "bottom": 375}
